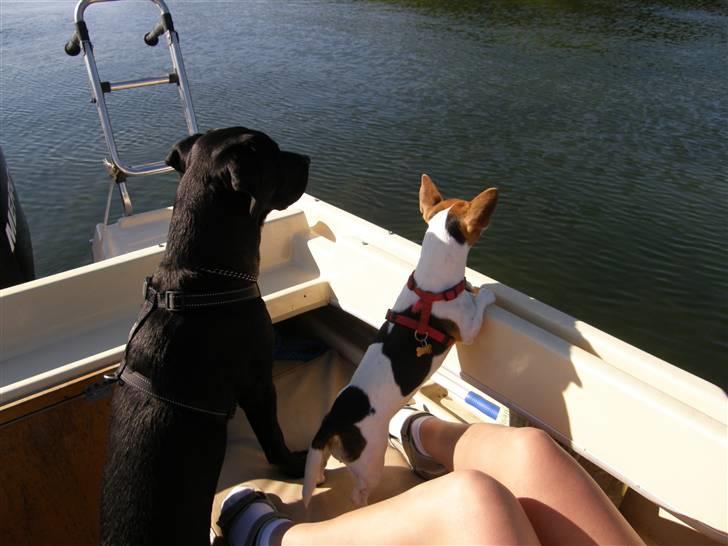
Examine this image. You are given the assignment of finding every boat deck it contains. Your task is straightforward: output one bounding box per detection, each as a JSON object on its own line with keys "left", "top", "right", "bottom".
{"left": 211, "top": 333, "right": 426, "bottom": 532}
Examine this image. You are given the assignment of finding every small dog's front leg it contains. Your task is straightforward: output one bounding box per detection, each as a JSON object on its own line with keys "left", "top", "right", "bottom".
{"left": 475, "top": 284, "right": 496, "bottom": 310}
{"left": 461, "top": 286, "right": 496, "bottom": 344}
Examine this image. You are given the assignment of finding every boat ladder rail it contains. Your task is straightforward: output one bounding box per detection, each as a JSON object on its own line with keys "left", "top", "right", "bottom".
{"left": 65, "top": 0, "right": 198, "bottom": 218}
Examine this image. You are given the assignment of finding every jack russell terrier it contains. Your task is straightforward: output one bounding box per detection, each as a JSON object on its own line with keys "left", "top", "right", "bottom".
{"left": 302, "top": 174, "right": 498, "bottom": 507}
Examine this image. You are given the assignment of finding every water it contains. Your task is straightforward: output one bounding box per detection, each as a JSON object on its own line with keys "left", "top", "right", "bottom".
{"left": 1, "top": 0, "right": 726, "bottom": 388}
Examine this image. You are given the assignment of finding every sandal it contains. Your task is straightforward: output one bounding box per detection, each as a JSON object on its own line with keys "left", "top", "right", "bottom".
{"left": 388, "top": 405, "right": 447, "bottom": 480}
{"left": 217, "top": 486, "right": 291, "bottom": 546}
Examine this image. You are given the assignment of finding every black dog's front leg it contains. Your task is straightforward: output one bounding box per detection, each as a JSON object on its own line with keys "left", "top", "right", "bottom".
{"left": 239, "top": 363, "right": 306, "bottom": 478}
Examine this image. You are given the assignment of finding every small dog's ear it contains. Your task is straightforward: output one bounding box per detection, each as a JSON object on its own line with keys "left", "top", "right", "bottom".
{"left": 464, "top": 187, "right": 498, "bottom": 233}
{"left": 165, "top": 133, "right": 202, "bottom": 174}
{"left": 419, "top": 174, "right": 443, "bottom": 221}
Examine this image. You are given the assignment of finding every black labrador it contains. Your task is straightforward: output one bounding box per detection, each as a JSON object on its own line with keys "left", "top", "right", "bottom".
{"left": 100, "top": 127, "right": 309, "bottom": 546}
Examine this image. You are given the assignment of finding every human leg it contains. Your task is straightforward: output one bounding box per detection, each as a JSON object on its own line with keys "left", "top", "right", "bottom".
{"left": 222, "top": 471, "right": 540, "bottom": 545}
{"left": 417, "top": 418, "right": 644, "bottom": 546}
{"left": 282, "top": 470, "right": 540, "bottom": 546}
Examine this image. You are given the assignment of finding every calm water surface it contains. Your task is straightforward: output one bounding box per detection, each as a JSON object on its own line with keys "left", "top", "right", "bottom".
{"left": 1, "top": 0, "right": 726, "bottom": 387}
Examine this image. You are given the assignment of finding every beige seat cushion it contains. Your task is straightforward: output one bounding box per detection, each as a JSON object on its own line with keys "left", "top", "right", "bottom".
{"left": 211, "top": 350, "right": 424, "bottom": 534}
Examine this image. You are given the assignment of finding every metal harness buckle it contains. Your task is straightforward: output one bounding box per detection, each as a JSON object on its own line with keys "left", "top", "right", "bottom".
{"left": 164, "top": 290, "right": 182, "bottom": 311}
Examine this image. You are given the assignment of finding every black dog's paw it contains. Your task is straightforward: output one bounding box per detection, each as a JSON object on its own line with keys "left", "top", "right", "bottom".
{"left": 276, "top": 449, "right": 307, "bottom": 478}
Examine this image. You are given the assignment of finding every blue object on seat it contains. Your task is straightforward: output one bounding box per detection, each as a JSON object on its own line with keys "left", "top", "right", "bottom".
{"left": 464, "top": 391, "right": 500, "bottom": 420}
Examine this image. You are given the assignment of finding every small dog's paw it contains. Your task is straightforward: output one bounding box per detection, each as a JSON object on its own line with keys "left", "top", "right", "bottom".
{"left": 461, "top": 333, "right": 477, "bottom": 346}
{"left": 277, "top": 450, "right": 307, "bottom": 478}
{"left": 350, "top": 486, "right": 370, "bottom": 507}
{"left": 476, "top": 286, "right": 496, "bottom": 307}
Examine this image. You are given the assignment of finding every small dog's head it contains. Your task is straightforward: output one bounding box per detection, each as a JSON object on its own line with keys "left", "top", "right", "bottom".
{"left": 166, "top": 127, "right": 309, "bottom": 216}
{"left": 419, "top": 173, "right": 498, "bottom": 246}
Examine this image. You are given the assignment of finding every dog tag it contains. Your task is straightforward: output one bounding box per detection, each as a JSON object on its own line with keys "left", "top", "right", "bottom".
{"left": 416, "top": 343, "right": 433, "bottom": 357}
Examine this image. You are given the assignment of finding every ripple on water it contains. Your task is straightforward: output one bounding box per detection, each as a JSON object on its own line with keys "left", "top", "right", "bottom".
{"left": 1, "top": 0, "right": 726, "bottom": 387}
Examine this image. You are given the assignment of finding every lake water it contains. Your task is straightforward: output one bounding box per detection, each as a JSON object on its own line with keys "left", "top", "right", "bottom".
{"left": 1, "top": 0, "right": 726, "bottom": 387}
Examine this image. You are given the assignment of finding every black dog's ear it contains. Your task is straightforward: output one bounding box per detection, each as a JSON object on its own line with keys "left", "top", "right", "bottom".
{"left": 165, "top": 133, "right": 202, "bottom": 174}
{"left": 217, "top": 144, "right": 258, "bottom": 192}
{"left": 271, "top": 151, "right": 309, "bottom": 210}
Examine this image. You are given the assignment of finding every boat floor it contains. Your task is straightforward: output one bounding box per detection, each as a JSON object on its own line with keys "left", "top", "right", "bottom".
{"left": 208, "top": 306, "right": 482, "bottom": 539}
{"left": 211, "top": 348, "right": 427, "bottom": 535}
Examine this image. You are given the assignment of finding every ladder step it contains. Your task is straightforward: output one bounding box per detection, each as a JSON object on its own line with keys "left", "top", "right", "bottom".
{"left": 123, "top": 160, "right": 172, "bottom": 177}
{"left": 100, "top": 73, "right": 178, "bottom": 93}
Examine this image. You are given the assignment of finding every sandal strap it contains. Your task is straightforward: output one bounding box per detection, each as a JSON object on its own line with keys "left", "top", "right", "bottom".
{"left": 217, "top": 489, "right": 289, "bottom": 546}
{"left": 218, "top": 490, "right": 265, "bottom": 532}
{"left": 246, "top": 511, "right": 289, "bottom": 546}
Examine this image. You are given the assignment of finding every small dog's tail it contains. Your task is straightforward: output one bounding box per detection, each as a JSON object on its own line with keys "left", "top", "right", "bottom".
{"left": 302, "top": 446, "right": 325, "bottom": 508}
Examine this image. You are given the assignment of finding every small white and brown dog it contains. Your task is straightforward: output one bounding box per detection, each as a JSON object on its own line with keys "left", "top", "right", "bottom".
{"left": 302, "top": 174, "right": 498, "bottom": 507}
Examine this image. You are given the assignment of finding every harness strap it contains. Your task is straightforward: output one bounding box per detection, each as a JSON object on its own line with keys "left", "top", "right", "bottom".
{"left": 407, "top": 273, "right": 466, "bottom": 302}
{"left": 85, "top": 274, "right": 259, "bottom": 417}
{"left": 385, "top": 309, "right": 449, "bottom": 344}
{"left": 386, "top": 272, "right": 466, "bottom": 343}
{"left": 143, "top": 276, "right": 261, "bottom": 312}
{"left": 84, "top": 295, "right": 158, "bottom": 400}
{"left": 120, "top": 370, "right": 234, "bottom": 419}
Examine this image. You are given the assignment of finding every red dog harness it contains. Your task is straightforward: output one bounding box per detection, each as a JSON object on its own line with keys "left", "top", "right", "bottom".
{"left": 386, "top": 272, "right": 466, "bottom": 345}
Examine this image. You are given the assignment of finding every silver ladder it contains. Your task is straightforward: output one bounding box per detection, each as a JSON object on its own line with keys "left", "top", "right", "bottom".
{"left": 65, "top": 0, "right": 198, "bottom": 218}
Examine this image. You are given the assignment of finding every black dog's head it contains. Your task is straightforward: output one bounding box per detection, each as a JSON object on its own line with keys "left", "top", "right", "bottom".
{"left": 166, "top": 127, "right": 309, "bottom": 216}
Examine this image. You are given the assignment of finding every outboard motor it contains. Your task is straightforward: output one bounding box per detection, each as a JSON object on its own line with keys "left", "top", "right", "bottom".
{"left": 0, "top": 145, "right": 35, "bottom": 288}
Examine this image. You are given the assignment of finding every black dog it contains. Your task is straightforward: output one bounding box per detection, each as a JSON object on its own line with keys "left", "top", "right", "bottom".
{"left": 100, "top": 127, "right": 309, "bottom": 546}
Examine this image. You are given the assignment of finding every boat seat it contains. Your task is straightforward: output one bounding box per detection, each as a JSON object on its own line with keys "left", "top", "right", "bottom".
{"left": 0, "top": 207, "right": 330, "bottom": 406}
{"left": 210, "top": 349, "right": 426, "bottom": 538}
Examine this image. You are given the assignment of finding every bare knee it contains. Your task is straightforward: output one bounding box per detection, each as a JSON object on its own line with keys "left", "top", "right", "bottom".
{"left": 513, "top": 427, "right": 564, "bottom": 465}
{"left": 442, "top": 470, "right": 516, "bottom": 514}
{"left": 438, "top": 470, "right": 536, "bottom": 544}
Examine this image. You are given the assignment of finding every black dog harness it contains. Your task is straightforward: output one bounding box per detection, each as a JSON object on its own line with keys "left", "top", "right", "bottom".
{"left": 85, "top": 273, "right": 261, "bottom": 419}
{"left": 140, "top": 275, "right": 261, "bottom": 312}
